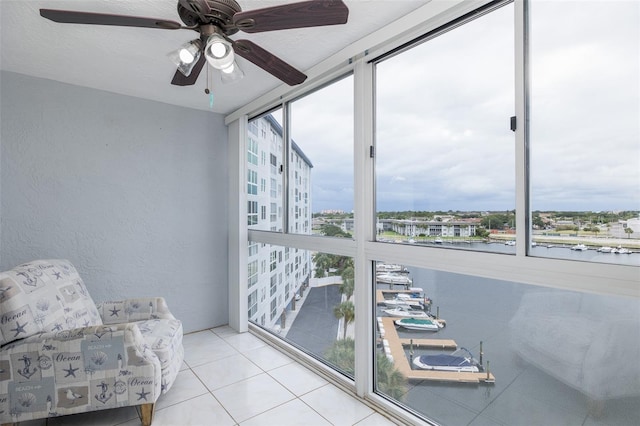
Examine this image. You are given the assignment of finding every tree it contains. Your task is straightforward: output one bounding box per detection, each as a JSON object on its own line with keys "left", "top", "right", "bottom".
{"left": 333, "top": 301, "right": 355, "bottom": 339}
{"left": 324, "top": 339, "right": 407, "bottom": 400}
{"left": 324, "top": 337, "right": 355, "bottom": 373}
{"left": 625, "top": 227, "right": 634, "bottom": 239}
{"left": 339, "top": 265, "right": 354, "bottom": 299}
{"left": 376, "top": 352, "right": 408, "bottom": 400}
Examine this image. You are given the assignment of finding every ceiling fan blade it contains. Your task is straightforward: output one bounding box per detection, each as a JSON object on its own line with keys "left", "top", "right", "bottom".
{"left": 171, "top": 55, "right": 207, "bottom": 86}
{"left": 233, "top": 0, "right": 348, "bottom": 33}
{"left": 233, "top": 40, "right": 307, "bottom": 86}
{"left": 40, "top": 9, "right": 182, "bottom": 30}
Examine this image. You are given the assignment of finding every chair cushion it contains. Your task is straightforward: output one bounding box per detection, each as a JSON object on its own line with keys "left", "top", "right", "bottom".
{"left": 0, "top": 260, "right": 102, "bottom": 346}
{"left": 136, "top": 318, "right": 184, "bottom": 393}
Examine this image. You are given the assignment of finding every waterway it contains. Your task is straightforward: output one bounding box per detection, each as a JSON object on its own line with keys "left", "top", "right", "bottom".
{"left": 414, "top": 240, "right": 639, "bottom": 266}
{"left": 377, "top": 266, "right": 640, "bottom": 426}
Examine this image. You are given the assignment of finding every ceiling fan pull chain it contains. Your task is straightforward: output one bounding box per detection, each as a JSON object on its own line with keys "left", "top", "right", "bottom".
{"left": 209, "top": 91, "right": 215, "bottom": 108}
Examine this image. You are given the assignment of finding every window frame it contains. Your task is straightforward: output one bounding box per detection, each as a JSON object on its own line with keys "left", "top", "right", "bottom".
{"left": 226, "top": 0, "right": 639, "bottom": 424}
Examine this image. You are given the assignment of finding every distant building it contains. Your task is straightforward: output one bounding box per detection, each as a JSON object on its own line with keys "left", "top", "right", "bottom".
{"left": 247, "top": 114, "right": 313, "bottom": 329}
{"left": 378, "top": 218, "right": 480, "bottom": 238}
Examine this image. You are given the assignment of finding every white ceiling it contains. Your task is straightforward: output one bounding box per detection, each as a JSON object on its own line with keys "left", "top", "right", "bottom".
{"left": 1, "top": 1, "right": 430, "bottom": 115}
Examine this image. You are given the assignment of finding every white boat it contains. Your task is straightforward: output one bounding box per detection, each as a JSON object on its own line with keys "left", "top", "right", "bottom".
{"left": 597, "top": 246, "right": 613, "bottom": 253}
{"left": 505, "top": 240, "right": 516, "bottom": 246}
{"left": 612, "top": 246, "right": 632, "bottom": 254}
{"left": 395, "top": 318, "right": 443, "bottom": 331}
{"left": 571, "top": 244, "right": 588, "bottom": 251}
{"left": 384, "top": 288, "right": 427, "bottom": 305}
{"left": 383, "top": 305, "right": 431, "bottom": 318}
{"left": 384, "top": 297, "right": 424, "bottom": 309}
{"left": 375, "top": 263, "right": 408, "bottom": 274}
{"left": 412, "top": 347, "right": 481, "bottom": 372}
{"left": 377, "top": 273, "right": 413, "bottom": 286}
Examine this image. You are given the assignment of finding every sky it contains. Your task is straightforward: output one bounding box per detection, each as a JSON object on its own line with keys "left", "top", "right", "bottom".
{"left": 279, "top": 1, "right": 639, "bottom": 214}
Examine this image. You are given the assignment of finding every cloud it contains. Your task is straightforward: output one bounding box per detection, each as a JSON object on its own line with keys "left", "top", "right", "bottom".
{"left": 285, "top": 1, "right": 639, "bottom": 213}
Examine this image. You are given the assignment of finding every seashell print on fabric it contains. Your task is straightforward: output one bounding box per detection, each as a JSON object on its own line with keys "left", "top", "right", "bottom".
{"left": 91, "top": 351, "right": 109, "bottom": 366}
{"left": 18, "top": 392, "right": 36, "bottom": 407}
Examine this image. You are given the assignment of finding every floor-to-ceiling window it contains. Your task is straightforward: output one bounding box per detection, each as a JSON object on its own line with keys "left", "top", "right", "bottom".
{"left": 246, "top": 77, "right": 356, "bottom": 378}
{"left": 237, "top": 1, "right": 639, "bottom": 424}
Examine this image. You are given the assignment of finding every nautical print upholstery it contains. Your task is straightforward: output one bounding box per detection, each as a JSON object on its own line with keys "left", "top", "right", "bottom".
{"left": 97, "top": 299, "right": 184, "bottom": 393}
{"left": 0, "top": 260, "right": 184, "bottom": 425}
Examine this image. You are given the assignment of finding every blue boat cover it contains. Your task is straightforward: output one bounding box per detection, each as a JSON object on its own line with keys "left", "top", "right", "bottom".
{"left": 418, "top": 355, "right": 471, "bottom": 367}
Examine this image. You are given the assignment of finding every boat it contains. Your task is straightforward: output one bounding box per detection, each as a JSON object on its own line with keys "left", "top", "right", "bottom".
{"left": 505, "top": 240, "right": 516, "bottom": 246}
{"left": 597, "top": 246, "right": 613, "bottom": 253}
{"left": 383, "top": 288, "right": 429, "bottom": 308}
{"left": 377, "top": 273, "right": 413, "bottom": 286}
{"left": 384, "top": 297, "right": 424, "bottom": 309}
{"left": 383, "top": 305, "right": 432, "bottom": 318}
{"left": 571, "top": 244, "right": 588, "bottom": 251}
{"left": 375, "top": 263, "right": 408, "bottom": 274}
{"left": 395, "top": 318, "right": 443, "bottom": 331}
{"left": 412, "top": 347, "right": 481, "bottom": 372}
{"left": 612, "top": 246, "right": 632, "bottom": 254}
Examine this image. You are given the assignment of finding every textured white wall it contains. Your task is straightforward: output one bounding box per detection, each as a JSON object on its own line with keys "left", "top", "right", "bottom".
{"left": 0, "top": 71, "right": 229, "bottom": 332}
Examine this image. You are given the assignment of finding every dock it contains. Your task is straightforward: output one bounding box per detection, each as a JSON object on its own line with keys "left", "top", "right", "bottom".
{"left": 379, "top": 316, "right": 495, "bottom": 384}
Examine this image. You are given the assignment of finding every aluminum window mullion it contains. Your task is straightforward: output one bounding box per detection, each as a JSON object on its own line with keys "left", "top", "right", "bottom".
{"left": 353, "top": 58, "right": 375, "bottom": 399}
{"left": 515, "top": 0, "right": 529, "bottom": 256}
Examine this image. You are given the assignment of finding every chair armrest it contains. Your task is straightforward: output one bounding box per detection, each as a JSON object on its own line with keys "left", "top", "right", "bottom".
{"left": 97, "top": 297, "right": 176, "bottom": 324}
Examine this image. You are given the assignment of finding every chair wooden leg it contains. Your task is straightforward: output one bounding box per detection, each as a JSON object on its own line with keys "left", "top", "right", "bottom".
{"left": 139, "top": 402, "right": 155, "bottom": 426}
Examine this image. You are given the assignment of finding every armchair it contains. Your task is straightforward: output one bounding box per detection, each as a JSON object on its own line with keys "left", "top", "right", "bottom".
{"left": 0, "top": 260, "right": 184, "bottom": 426}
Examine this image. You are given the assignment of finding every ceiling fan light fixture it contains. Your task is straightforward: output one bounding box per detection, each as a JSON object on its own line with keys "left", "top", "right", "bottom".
{"left": 205, "top": 34, "right": 234, "bottom": 70}
{"left": 220, "top": 60, "right": 244, "bottom": 84}
{"left": 168, "top": 39, "right": 203, "bottom": 77}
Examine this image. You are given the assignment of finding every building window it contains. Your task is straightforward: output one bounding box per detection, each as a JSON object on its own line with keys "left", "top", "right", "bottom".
{"left": 247, "top": 137, "right": 258, "bottom": 165}
{"left": 247, "top": 201, "right": 258, "bottom": 226}
{"left": 247, "top": 170, "right": 258, "bottom": 195}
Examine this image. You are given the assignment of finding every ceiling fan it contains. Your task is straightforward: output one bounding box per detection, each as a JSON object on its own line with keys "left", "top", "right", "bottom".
{"left": 40, "top": 0, "right": 349, "bottom": 87}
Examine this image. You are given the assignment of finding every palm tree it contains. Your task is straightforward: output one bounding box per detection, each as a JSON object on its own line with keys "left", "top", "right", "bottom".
{"left": 324, "top": 337, "right": 355, "bottom": 374}
{"left": 333, "top": 301, "right": 355, "bottom": 339}
{"left": 625, "top": 227, "right": 634, "bottom": 239}
{"left": 324, "top": 339, "right": 407, "bottom": 400}
{"left": 339, "top": 265, "right": 354, "bottom": 299}
{"left": 376, "top": 353, "right": 408, "bottom": 400}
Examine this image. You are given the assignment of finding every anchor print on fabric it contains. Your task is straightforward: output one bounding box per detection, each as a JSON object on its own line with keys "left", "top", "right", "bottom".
{"left": 95, "top": 381, "right": 113, "bottom": 405}
{"left": 17, "top": 354, "right": 38, "bottom": 379}
{"left": 16, "top": 271, "right": 38, "bottom": 288}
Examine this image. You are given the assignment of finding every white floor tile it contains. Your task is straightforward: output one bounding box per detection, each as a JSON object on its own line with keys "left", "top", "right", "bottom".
{"left": 301, "top": 384, "right": 374, "bottom": 425}
{"left": 182, "top": 330, "right": 238, "bottom": 367}
{"left": 240, "top": 398, "right": 332, "bottom": 426}
{"left": 222, "top": 331, "right": 267, "bottom": 353}
{"left": 243, "top": 343, "right": 294, "bottom": 371}
{"left": 211, "top": 325, "right": 238, "bottom": 337}
{"left": 268, "top": 362, "right": 328, "bottom": 396}
{"left": 156, "top": 369, "right": 208, "bottom": 410}
{"left": 355, "top": 412, "right": 401, "bottom": 425}
{"left": 213, "top": 373, "right": 296, "bottom": 423}
{"left": 120, "top": 394, "right": 235, "bottom": 426}
{"left": 192, "top": 352, "right": 263, "bottom": 391}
